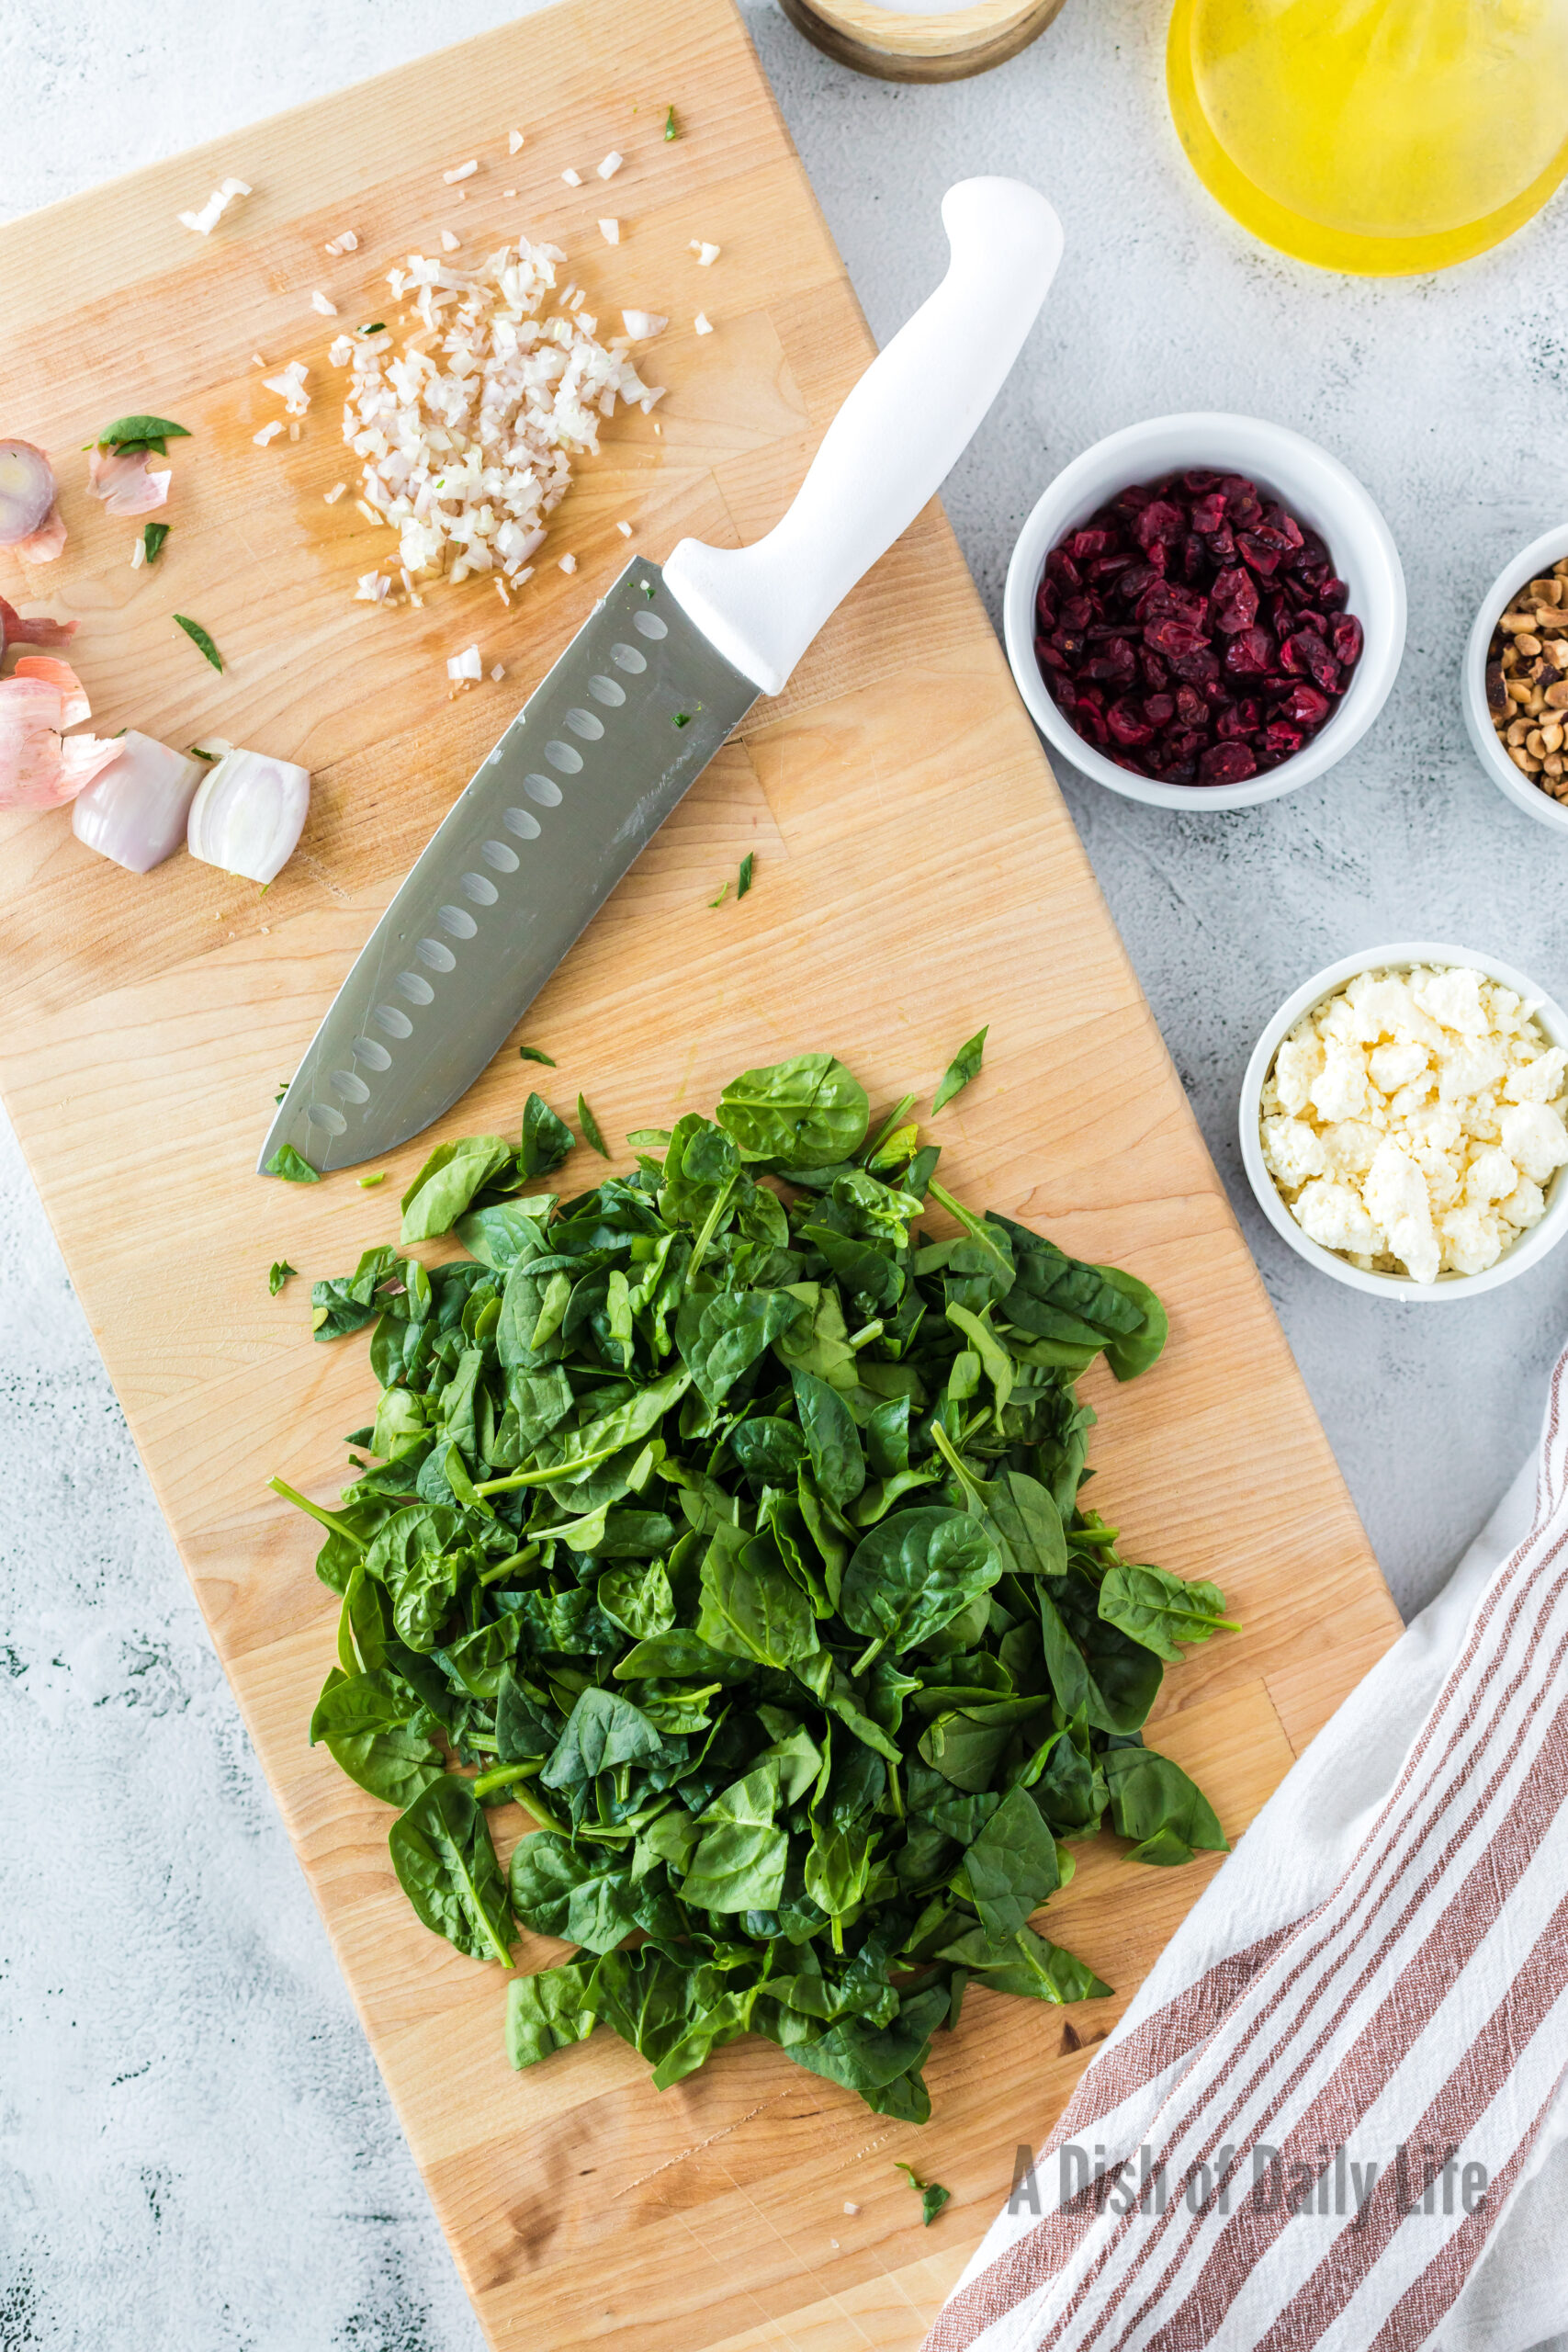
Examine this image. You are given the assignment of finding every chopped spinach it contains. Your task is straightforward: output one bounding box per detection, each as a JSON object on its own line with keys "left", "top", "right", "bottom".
{"left": 278, "top": 1048, "right": 1228, "bottom": 2121}
{"left": 896, "top": 2160, "right": 951, "bottom": 2226}
{"left": 265, "top": 1143, "right": 319, "bottom": 1183}
{"left": 518, "top": 1046, "right": 557, "bottom": 1067}
{"left": 931, "top": 1026, "right": 987, "bottom": 1115}
{"left": 173, "top": 613, "right": 223, "bottom": 672}
{"left": 141, "top": 522, "right": 170, "bottom": 563}
{"left": 737, "top": 851, "right": 754, "bottom": 899}
{"left": 269, "top": 1260, "right": 297, "bottom": 1295}
{"left": 578, "top": 1095, "right": 610, "bottom": 1159}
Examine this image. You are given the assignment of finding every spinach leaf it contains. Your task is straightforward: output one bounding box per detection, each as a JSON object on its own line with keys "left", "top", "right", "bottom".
{"left": 792, "top": 1370, "right": 865, "bottom": 1510}
{"left": 1102, "top": 1747, "right": 1228, "bottom": 1864}
{"left": 312, "top": 1245, "right": 399, "bottom": 1340}
{"left": 400, "top": 1136, "right": 513, "bottom": 1242}
{"left": 506, "top": 1962, "right": 599, "bottom": 2066}
{"left": 716, "top": 1054, "right": 870, "bottom": 1170}
{"left": 1098, "top": 1563, "right": 1238, "bottom": 1661}
{"left": 509, "top": 1831, "right": 639, "bottom": 1951}
{"left": 522, "top": 1093, "right": 575, "bottom": 1177}
{"left": 957, "top": 1782, "right": 1060, "bottom": 1946}
{"left": 937, "top": 1920, "right": 1110, "bottom": 2003}
{"left": 540, "top": 1687, "right": 664, "bottom": 1789}
{"left": 388, "top": 1777, "right": 513, "bottom": 1962}
{"left": 269, "top": 1259, "right": 297, "bottom": 1295}
{"left": 931, "top": 1025, "right": 987, "bottom": 1115}
{"left": 578, "top": 1095, "right": 610, "bottom": 1159}
{"left": 698, "top": 1525, "right": 819, "bottom": 1669}
{"left": 265, "top": 1143, "right": 319, "bottom": 1182}
{"left": 840, "top": 1509, "right": 999, "bottom": 1662}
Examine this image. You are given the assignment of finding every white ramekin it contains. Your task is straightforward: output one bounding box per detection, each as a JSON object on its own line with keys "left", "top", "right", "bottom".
{"left": 1462, "top": 524, "right": 1568, "bottom": 836}
{"left": 1003, "top": 413, "right": 1407, "bottom": 811}
{"left": 1238, "top": 943, "right": 1568, "bottom": 1301}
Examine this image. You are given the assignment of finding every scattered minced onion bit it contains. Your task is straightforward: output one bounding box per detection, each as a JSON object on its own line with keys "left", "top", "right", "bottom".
{"left": 494, "top": 579, "right": 511, "bottom": 607}
{"left": 254, "top": 421, "right": 285, "bottom": 447}
{"left": 263, "top": 359, "right": 310, "bottom": 416}
{"left": 322, "top": 481, "right": 347, "bottom": 505}
{"left": 444, "top": 159, "right": 479, "bottom": 184}
{"left": 694, "top": 311, "right": 714, "bottom": 336}
{"left": 615, "top": 520, "right": 632, "bottom": 537}
{"left": 561, "top": 167, "right": 582, "bottom": 187}
{"left": 597, "top": 151, "right": 624, "bottom": 180}
{"left": 355, "top": 571, "right": 390, "bottom": 604}
{"left": 446, "top": 644, "right": 482, "bottom": 682}
{"left": 503, "top": 188, "right": 519, "bottom": 199}
{"left": 323, "top": 231, "right": 359, "bottom": 256}
{"left": 130, "top": 537, "right": 145, "bottom": 570}
{"left": 441, "top": 230, "right": 461, "bottom": 254}
{"left": 508, "top": 130, "right": 525, "bottom": 155}
{"left": 251, "top": 353, "right": 266, "bottom": 368}
{"left": 178, "top": 175, "right": 251, "bottom": 235}
{"left": 558, "top": 553, "right": 577, "bottom": 574}
{"left": 340, "top": 239, "right": 664, "bottom": 598}
{"left": 690, "top": 240, "right": 720, "bottom": 266}
{"left": 598, "top": 219, "right": 620, "bottom": 245}
{"left": 621, "top": 308, "right": 666, "bottom": 339}
{"left": 310, "top": 290, "right": 339, "bottom": 317}
{"left": 491, "top": 663, "right": 505, "bottom": 682}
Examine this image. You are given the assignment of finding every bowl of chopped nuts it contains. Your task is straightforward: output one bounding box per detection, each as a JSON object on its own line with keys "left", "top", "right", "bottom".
{"left": 1465, "top": 526, "right": 1568, "bottom": 831}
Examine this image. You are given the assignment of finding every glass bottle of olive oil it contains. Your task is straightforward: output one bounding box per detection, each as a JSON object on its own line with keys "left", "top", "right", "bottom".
{"left": 1167, "top": 0, "right": 1568, "bottom": 274}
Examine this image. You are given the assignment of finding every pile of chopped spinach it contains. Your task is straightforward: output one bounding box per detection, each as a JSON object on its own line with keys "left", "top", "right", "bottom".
{"left": 278, "top": 1050, "right": 1233, "bottom": 2122}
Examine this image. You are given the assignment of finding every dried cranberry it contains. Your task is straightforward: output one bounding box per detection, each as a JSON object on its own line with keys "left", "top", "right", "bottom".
{"left": 1206, "top": 523, "right": 1236, "bottom": 562}
{"left": 1331, "top": 613, "right": 1363, "bottom": 666}
{"left": 1320, "top": 576, "right": 1349, "bottom": 610}
{"left": 1297, "top": 634, "right": 1342, "bottom": 693}
{"left": 1199, "top": 741, "right": 1258, "bottom": 786}
{"left": 1190, "top": 492, "right": 1227, "bottom": 534}
{"left": 1259, "top": 720, "right": 1305, "bottom": 759}
{"left": 1139, "top": 648, "right": 1170, "bottom": 691}
{"left": 1045, "top": 547, "right": 1082, "bottom": 590}
{"left": 1088, "top": 552, "right": 1136, "bottom": 584}
{"left": 1181, "top": 469, "right": 1222, "bottom": 493}
{"left": 1035, "top": 636, "right": 1066, "bottom": 673}
{"left": 1145, "top": 616, "right": 1208, "bottom": 660}
{"left": 1224, "top": 627, "right": 1275, "bottom": 677}
{"left": 1143, "top": 693, "right": 1175, "bottom": 727}
{"left": 1235, "top": 529, "right": 1286, "bottom": 576}
{"left": 1085, "top": 639, "right": 1138, "bottom": 687}
{"left": 1036, "top": 582, "right": 1059, "bottom": 628}
{"left": 1278, "top": 682, "right": 1331, "bottom": 727}
{"left": 1134, "top": 499, "right": 1186, "bottom": 551}
{"left": 1174, "top": 683, "right": 1208, "bottom": 729}
{"left": 1216, "top": 697, "right": 1260, "bottom": 739}
{"left": 1106, "top": 696, "right": 1156, "bottom": 747}
{"left": 1169, "top": 645, "right": 1222, "bottom": 685}
{"left": 1210, "top": 566, "right": 1259, "bottom": 634}
{"left": 1067, "top": 527, "right": 1116, "bottom": 562}
{"left": 1165, "top": 727, "right": 1207, "bottom": 763}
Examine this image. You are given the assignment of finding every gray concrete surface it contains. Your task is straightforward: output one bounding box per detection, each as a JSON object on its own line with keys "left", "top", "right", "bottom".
{"left": 5, "top": 1, "right": 1568, "bottom": 2344}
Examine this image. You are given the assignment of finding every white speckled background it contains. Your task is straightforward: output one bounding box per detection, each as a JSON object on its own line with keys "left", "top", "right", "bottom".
{"left": 6, "top": 2, "right": 1568, "bottom": 2342}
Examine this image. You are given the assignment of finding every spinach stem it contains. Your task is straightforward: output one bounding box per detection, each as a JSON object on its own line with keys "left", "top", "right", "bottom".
{"left": 268, "top": 1475, "right": 366, "bottom": 1548}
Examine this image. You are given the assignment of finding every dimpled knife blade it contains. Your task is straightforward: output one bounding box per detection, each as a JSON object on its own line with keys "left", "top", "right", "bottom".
{"left": 258, "top": 561, "right": 756, "bottom": 1175}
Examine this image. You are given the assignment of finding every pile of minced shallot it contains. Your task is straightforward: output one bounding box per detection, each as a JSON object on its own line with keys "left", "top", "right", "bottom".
{"left": 335, "top": 237, "right": 664, "bottom": 600}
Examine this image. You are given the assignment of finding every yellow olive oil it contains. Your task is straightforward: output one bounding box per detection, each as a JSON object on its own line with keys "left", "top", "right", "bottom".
{"left": 1167, "top": 0, "right": 1568, "bottom": 273}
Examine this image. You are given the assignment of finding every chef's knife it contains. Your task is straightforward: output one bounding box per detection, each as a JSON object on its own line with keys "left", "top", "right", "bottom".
{"left": 259, "top": 177, "right": 1062, "bottom": 1176}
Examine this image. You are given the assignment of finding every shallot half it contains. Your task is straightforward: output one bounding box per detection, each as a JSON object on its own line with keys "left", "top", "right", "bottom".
{"left": 186, "top": 746, "right": 310, "bottom": 883}
{"left": 0, "top": 657, "right": 122, "bottom": 809}
{"left": 72, "top": 733, "right": 206, "bottom": 872}
{"left": 0, "top": 442, "right": 66, "bottom": 560}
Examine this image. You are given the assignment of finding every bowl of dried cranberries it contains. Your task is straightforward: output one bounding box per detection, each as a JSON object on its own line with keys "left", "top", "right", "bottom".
{"left": 1004, "top": 413, "right": 1405, "bottom": 809}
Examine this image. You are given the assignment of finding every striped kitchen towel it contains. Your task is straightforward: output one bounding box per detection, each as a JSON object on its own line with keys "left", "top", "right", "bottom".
{"left": 926, "top": 1342, "right": 1568, "bottom": 2352}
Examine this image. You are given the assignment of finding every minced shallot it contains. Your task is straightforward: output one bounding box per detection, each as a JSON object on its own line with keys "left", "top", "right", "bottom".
{"left": 340, "top": 238, "right": 664, "bottom": 597}
{"left": 178, "top": 176, "right": 251, "bottom": 236}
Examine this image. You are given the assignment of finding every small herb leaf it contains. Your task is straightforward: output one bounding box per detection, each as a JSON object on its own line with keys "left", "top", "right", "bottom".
{"left": 173, "top": 613, "right": 223, "bottom": 672}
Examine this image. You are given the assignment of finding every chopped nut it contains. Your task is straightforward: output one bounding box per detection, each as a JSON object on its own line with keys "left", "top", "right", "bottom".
{"left": 1489, "top": 556, "right": 1568, "bottom": 799}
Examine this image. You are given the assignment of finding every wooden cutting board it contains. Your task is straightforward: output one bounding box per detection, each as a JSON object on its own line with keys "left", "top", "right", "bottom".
{"left": 0, "top": 3, "right": 1402, "bottom": 2345}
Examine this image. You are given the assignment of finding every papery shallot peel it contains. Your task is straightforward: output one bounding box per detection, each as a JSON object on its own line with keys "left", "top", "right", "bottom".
{"left": 0, "top": 657, "right": 121, "bottom": 809}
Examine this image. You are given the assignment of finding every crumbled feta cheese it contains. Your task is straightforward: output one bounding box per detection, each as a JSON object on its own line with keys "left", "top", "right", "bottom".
{"left": 1368, "top": 1040, "right": 1427, "bottom": 1093}
{"left": 1294, "top": 1179, "right": 1383, "bottom": 1256}
{"left": 1311, "top": 1042, "right": 1370, "bottom": 1125}
{"left": 1261, "top": 1115, "right": 1326, "bottom": 1189}
{"left": 1264, "top": 963, "right": 1568, "bottom": 1282}
{"left": 1273, "top": 1033, "right": 1324, "bottom": 1114}
{"left": 1499, "top": 1101, "right": 1568, "bottom": 1185}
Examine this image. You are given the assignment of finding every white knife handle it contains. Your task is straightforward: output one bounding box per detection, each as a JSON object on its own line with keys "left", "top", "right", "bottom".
{"left": 662, "top": 177, "right": 1062, "bottom": 698}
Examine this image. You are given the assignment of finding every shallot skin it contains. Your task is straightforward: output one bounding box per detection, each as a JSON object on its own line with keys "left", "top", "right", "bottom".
{"left": 0, "top": 594, "right": 76, "bottom": 656}
{"left": 0, "top": 656, "right": 120, "bottom": 809}
{"left": 72, "top": 732, "right": 206, "bottom": 872}
{"left": 87, "top": 446, "right": 172, "bottom": 517}
{"left": 0, "top": 440, "right": 66, "bottom": 560}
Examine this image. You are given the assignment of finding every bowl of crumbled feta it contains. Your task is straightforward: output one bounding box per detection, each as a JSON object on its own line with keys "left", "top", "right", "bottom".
{"left": 1240, "top": 945, "right": 1568, "bottom": 1296}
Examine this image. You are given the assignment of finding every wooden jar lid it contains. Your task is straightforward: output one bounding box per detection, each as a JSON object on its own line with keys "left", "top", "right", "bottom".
{"left": 778, "top": 0, "right": 1068, "bottom": 83}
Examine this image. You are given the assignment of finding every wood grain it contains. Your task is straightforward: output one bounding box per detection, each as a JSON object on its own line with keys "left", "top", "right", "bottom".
{"left": 0, "top": 4, "right": 1402, "bottom": 2346}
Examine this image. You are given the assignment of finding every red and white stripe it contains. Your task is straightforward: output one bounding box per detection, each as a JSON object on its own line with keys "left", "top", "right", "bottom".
{"left": 926, "top": 1344, "right": 1568, "bottom": 2352}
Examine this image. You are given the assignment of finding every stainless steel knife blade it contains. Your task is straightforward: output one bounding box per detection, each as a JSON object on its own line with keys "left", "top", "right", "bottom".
{"left": 258, "top": 560, "right": 756, "bottom": 1174}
